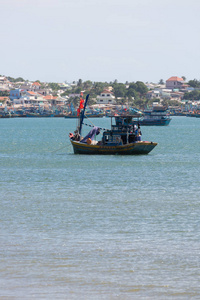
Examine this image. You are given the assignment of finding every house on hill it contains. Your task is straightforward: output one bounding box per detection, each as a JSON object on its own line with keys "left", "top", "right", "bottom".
{"left": 146, "top": 90, "right": 160, "bottom": 100}
{"left": 96, "top": 90, "right": 116, "bottom": 104}
{"left": 10, "top": 90, "right": 48, "bottom": 105}
{"left": 18, "top": 82, "right": 50, "bottom": 95}
{"left": 43, "top": 94, "right": 66, "bottom": 106}
{"left": 166, "top": 76, "right": 184, "bottom": 90}
{"left": 32, "top": 81, "right": 41, "bottom": 86}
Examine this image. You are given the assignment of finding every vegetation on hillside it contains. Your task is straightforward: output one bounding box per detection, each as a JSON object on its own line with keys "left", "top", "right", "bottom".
{"left": 183, "top": 90, "right": 200, "bottom": 100}
{"left": 7, "top": 76, "right": 25, "bottom": 82}
{"left": 61, "top": 79, "right": 150, "bottom": 108}
{"left": 48, "top": 82, "right": 61, "bottom": 91}
{"left": 0, "top": 91, "right": 9, "bottom": 97}
{"left": 187, "top": 79, "right": 200, "bottom": 88}
{"left": 4, "top": 75, "right": 200, "bottom": 109}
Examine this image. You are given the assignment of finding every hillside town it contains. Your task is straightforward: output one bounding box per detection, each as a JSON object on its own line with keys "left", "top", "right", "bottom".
{"left": 0, "top": 75, "right": 200, "bottom": 117}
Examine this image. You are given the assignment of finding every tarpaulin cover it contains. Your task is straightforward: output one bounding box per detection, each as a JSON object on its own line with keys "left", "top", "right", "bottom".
{"left": 81, "top": 126, "right": 100, "bottom": 143}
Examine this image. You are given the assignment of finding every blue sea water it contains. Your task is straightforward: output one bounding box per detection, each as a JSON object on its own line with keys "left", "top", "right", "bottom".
{"left": 0, "top": 116, "right": 200, "bottom": 299}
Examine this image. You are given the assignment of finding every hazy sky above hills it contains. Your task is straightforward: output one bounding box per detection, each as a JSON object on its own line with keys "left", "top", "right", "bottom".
{"left": 1, "top": 0, "right": 200, "bottom": 83}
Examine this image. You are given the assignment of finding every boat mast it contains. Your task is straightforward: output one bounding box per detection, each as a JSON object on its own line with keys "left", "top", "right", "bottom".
{"left": 79, "top": 94, "right": 89, "bottom": 136}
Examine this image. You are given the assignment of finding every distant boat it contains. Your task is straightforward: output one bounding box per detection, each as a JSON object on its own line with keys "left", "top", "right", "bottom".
{"left": 69, "top": 95, "right": 157, "bottom": 155}
{"left": 186, "top": 109, "right": 200, "bottom": 118}
{"left": 132, "top": 105, "right": 171, "bottom": 126}
{"left": 26, "top": 110, "right": 54, "bottom": 117}
{"left": 65, "top": 112, "right": 105, "bottom": 118}
{"left": 0, "top": 112, "right": 11, "bottom": 118}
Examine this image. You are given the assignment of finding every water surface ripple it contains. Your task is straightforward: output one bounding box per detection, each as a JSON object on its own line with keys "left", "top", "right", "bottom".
{"left": 0, "top": 117, "right": 200, "bottom": 299}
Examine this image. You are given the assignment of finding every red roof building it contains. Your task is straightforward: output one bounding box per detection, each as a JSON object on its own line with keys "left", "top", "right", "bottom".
{"left": 166, "top": 76, "right": 184, "bottom": 89}
{"left": 27, "top": 91, "right": 36, "bottom": 95}
{"left": 32, "top": 82, "right": 41, "bottom": 90}
{"left": 43, "top": 95, "right": 57, "bottom": 100}
{"left": 32, "top": 82, "right": 41, "bottom": 86}
{"left": 167, "top": 76, "right": 183, "bottom": 82}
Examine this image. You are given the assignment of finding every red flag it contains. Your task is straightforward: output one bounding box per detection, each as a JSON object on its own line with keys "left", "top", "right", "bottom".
{"left": 79, "top": 99, "right": 84, "bottom": 109}
{"left": 77, "top": 93, "right": 84, "bottom": 115}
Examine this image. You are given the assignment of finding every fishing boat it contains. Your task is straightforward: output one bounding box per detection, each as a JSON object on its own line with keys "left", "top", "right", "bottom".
{"left": 187, "top": 108, "right": 200, "bottom": 118}
{"left": 132, "top": 104, "right": 171, "bottom": 126}
{"left": 69, "top": 95, "right": 157, "bottom": 155}
{"left": 65, "top": 109, "right": 105, "bottom": 118}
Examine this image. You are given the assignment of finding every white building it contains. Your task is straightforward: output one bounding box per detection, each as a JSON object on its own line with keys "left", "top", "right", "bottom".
{"left": 146, "top": 90, "right": 160, "bottom": 99}
{"left": 96, "top": 90, "right": 116, "bottom": 104}
{"left": 13, "top": 91, "right": 48, "bottom": 106}
{"left": 0, "top": 76, "right": 12, "bottom": 90}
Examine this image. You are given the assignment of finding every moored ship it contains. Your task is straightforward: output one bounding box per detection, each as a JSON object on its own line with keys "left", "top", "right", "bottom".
{"left": 132, "top": 104, "right": 171, "bottom": 126}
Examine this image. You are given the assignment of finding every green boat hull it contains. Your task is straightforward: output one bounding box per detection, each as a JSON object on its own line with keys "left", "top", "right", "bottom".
{"left": 71, "top": 140, "right": 157, "bottom": 155}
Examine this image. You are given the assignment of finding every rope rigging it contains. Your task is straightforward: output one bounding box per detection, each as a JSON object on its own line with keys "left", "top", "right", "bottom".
{"left": 82, "top": 122, "right": 108, "bottom": 131}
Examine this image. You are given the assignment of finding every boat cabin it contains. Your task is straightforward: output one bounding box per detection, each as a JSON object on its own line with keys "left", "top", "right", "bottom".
{"left": 102, "top": 116, "right": 140, "bottom": 146}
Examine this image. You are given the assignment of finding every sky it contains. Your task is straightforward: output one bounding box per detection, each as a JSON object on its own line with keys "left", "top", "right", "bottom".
{"left": 0, "top": 0, "right": 200, "bottom": 83}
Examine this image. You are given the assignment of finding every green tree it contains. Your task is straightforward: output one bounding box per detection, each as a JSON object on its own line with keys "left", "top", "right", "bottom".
{"left": 170, "top": 100, "right": 181, "bottom": 106}
{"left": 187, "top": 79, "right": 200, "bottom": 88}
{"left": 15, "top": 77, "right": 25, "bottom": 82}
{"left": 183, "top": 90, "right": 200, "bottom": 100}
{"left": 92, "top": 82, "right": 109, "bottom": 96}
{"left": 7, "top": 76, "right": 25, "bottom": 82}
{"left": 126, "top": 83, "right": 139, "bottom": 98}
{"left": 83, "top": 89, "right": 96, "bottom": 99}
{"left": 134, "top": 98, "right": 146, "bottom": 109}
{"left": 0, "top": 91, "right": 9, "bottom": 97}
{"left": 112, "top": 83, "right": 126, "bottom": 98}
{"left": 159, "top": 79, "right": 164, "bottom": 84}
{"left": 48, "top": 82, "right": 60, "bottom": 91}
{"left": 135, "top": 81, "right": 148, "bottom": 96}
{"left": 125, "top": 81, "right": 148, "bottom": 108}
{"left": 83, "top": 80, "right": 93, "bottom": 90}
{"left": 77, "top": 79, "right": 83, "bottom": 87}
{"left": 74, "top": 87, "right": 82, "bottom": 94}
{"left": 126, "top": 88, "right": 140, "bottom": 101}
